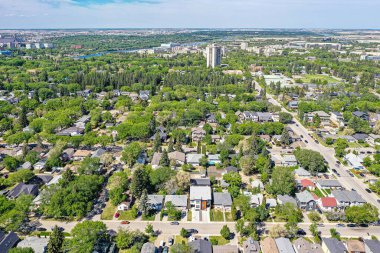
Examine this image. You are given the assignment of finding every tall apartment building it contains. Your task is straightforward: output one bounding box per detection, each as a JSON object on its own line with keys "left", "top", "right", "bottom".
{"left": 206, "top": 44, "right": 222, "bottom": 68}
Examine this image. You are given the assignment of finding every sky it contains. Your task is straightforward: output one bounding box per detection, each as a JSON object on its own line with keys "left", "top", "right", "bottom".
{"left": 1, "top": 0, "right": 380, "bottom": 29}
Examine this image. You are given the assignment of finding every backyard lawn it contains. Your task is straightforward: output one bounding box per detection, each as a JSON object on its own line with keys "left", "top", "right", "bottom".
{"left": 225, "top": 212, "right": 234, "bottom": 222}
{"left": 210, "top": 210, "right": 224, "bottom": 222}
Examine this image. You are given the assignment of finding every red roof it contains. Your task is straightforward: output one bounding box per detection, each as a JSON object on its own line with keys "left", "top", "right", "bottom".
{"left": 320, "top": 197, "right": 337, "bottom": 207}
{"left": 301, "top": 179, "right": 315, "bottom": 187}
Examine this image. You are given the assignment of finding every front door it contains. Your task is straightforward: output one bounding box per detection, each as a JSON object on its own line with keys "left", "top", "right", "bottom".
{"left": 201, "top": 200, "right": 207, "bottom": 210}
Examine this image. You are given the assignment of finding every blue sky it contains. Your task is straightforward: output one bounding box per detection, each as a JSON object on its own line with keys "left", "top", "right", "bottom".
{"left": 1, "top": 0, "right": 380, "bottom": 29}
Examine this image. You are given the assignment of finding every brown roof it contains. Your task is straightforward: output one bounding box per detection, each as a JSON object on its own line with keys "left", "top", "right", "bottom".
{"left": 347, "top": 240, "right": 365, "bottom": 252}
{"left": 73, "top": 150, "right": 92, "bottom": 157}
{"left": 261, "top": 237, "right": 279, "bottom": 253}
{"left": 168, "top": 151, "right": 186, "bottom": 163}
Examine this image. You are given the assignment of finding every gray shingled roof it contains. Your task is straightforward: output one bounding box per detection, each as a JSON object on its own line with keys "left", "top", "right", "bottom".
{"left": 165, "top": 195, "right": 188, "bottom": 208}
{"left": 364, "top": 239, "right": 380, "bottom": 253}
{"left": 322, "top": 238, "right": 346, "bottom": 253}
{"left": 213, "top": 192, "right": 232, "bottom": 206}
{"left": 316, "top": 180, "right": 342, "bottom": 188}
{"left": 189, "top": 239, "right": 212, "bottom": 253}
{"left": 331, "top": 190, "right": 366, "bottom": 203}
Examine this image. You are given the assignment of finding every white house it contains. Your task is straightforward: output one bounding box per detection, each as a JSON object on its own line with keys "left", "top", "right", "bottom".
{"left": 190, "top": 186, "right": 212, "bottom": 211}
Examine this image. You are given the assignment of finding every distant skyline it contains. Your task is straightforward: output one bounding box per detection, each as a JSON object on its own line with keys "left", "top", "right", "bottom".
{"left": 1, "top": 0, "right": 380, "bottom": 29}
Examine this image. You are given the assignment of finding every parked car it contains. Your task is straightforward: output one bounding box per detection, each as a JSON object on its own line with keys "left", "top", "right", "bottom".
{"left": 347, "top": 223, "right": 356, "bottom": 227}
{"left": 121, "top": 221, "right": 130, "bottom": 225}
{"left": 170, "top": 221, "right": 179, "bottom": 225}
{"left": 336, "top": 224, "right": 345, "bottom": 227}
{"left": 317, "top": 224, "right": 325, "bottom": 227}
{"left": 304, "top": 140, "right": 308, "bottom": 143}
{"left": 114, "top": 212, "right": 120, "bottom": 218}
{"left": 168, "top": 237, "right": 174, "bottom": 246}
{"left": 377, "top": 199, "right": 380, "bottom": 204}
{"left": 359, "top": 223, "right": 369, "bottom": 227}
{"left": 360, "top": 173, "right": 366, "bottom": 178}
{"left": 37, "top": 227, "right": 47, "bottom": 231}
{"left": 365, "top": 188, "right": 372, "bottom": 193}
{"left": 186, "top": 229, "right": 198, "bottom": 234}
{"left": 160, "top": 240, "right": 165, "bottom": 247}
{"left": 163, "top": 246, "right": 169, "bottom": 253}
{"left": 297, "top": 229, "right": 306, "bottom": 236}
{"left": 315, "top": 140, "right": 319, "bottom": 144}
{"left": 351, "top": 188, "right": 356, "bottom": 191}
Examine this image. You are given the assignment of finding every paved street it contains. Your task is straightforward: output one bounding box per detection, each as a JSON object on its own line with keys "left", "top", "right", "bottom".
{"left": 39, "top": 219, "right": 380, "bottom": 238}
{"left": 257, "top": 82, "right": 380, "bottom": 210}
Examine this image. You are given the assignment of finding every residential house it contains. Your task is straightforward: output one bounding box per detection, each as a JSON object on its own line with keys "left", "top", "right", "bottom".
{"left": 293, "top": 168, "right": 311, "bottom": 178}
{"left": 344, "top": 153, "right": 363, "bottom": 170}
{"left": 293, "top": 238, "right": 323, "bottom": 253}
{"left": 56, "top": 127, "right": 84, "bottom": 136}
{"left": 213, "top": 245, "right": 239, "bottom": 253}
{"left": 33, "top": 160, "right": 46, "bottom": 171}
{"left": 352, "top": 111, "right": 369, "bottom": 121}
{"left": 346, "top": 240, "right": 365, "bottom": 253}
{"left": 251, "top": 179, "right": 264, "bottom": 190}
{"left": 366, "top": 134, "right": 380, "bottom": 146}
{"left": 164, "top": 195, "right": 188, "bottom": 211}
{"left": 330, "top": 112, "right": 345, "bottom": 127}
{"left": 17, "top": 236, "right": 49, "bottom": 253}
{"left": 7, "top": 183, "right": 38, "bottom": 199}
{"left": 261, "top": 237, "right": 279, "bottom": 253}
{"left": 191, "top": 128, "right": 206, "bottom": 142}
{"left": 316, "top": 180, "right": 343, "bottom": 190}
{"left": 331, "top": 190, "right": 366, "bottom": 208}
{"left": 288, "top": 101, "right": 298, "bottom": 109}
{"left": 208, "top": 154, "right": 221, "bottom": 165}
{"left": 20, "top": 161, "right": 32, "bottom": 170}
{"left": 317, "top": 197, "right": 338, "bottom": 212}
{"left": 168, "top": 151, "right": 186, "bottom": 165}
{"left": 0, "top": 231, "right": 20, "bottom": 253}
{"left": 249, "top": 193, "right": 264, "bottom": 207}
{"left": 321, "top": 238, "right": 347, "bottom": 253}
{"left": 188, "top": 239, "right": 212, "bottom": 253}
{"left": 190, "top": 186, "right": 212, "bottom": 211}
{"left": 253, "top": 112, "right": 273, "bottom": 122}
{"left": 298, "top": 179, "right": 316, "bottom": 191}
{"left": 213, "top": 192, "right": 232, "bottom": 211}
{"left": 92, "top": 148, "right": 106, "bottom": 158}
{"left": 151, "top": 152, "right": 162, "bottom": 169}
{"left": 140, "top": 242, "right": 156, "bottom": 253}
{"left": 75, "top": 115, "right": 91, "bottom": 128}
{"left": 139, "top": 90, "right": 150, "bottom": 101}
{"left": 281, "top": 155, "right": 298, "bottom": 167}
{"left": 206, "top": 113, "right": 217, "bottom": 123}
{"left": 364, "top": 239, "right": 380, "bottom": 253}
{"left": 72, "top": 150, "right": 92, "bottom": 161}
{"left": 211, "top": 135, "right": 221, "bottom": 143}
{"left": 147, "top": 195, "right": 164, "bottom": 211}
{"left": 190, "top": 178, "right": 211, "bottom": 187}
{"left": 242, "top": 237, "right": 260, "bottom": 253}
{"left": 277, "top": 195, "right": 297, "bottom": 206}
{"left": 275, "top": 237, "right": 296, "bottom": 253}
{"left": 295, "top": 191, "right": 317, "bottom": 211}
{"left": 352, "top": 133, "right": 369, "bottom": 142}
{"left": 117, "top": 201, "right": 132, "bottom": 211}
{"left": 186, "top": 154, "right": 203, "bottom": 166}
{"left": 305, "top": 111, "right": 330, "bottom": 125}
{"left": 62, "top": 148, "right": 75, "bottom": 161}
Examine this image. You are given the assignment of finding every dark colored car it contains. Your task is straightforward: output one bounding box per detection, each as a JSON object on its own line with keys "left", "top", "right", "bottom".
{"left": 359, "top": 223, "right": 369, "bottom": 227}
{"left": 297, "top": 229, "right": 306, "bottom": 235}
{"left": 366, "top": 188, "right": 372, "bottom": 193}
{"left": 186, "top": 229, "right": 198, "bottom": 234}
{"left": 347, "top": 224, "right": 356, "bottom": 227}
{"left": 37, "top": 227, "right": 47, "bottom": 231}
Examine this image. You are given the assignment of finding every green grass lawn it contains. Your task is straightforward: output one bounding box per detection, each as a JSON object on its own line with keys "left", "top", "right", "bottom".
{"left": 296, "top": 74, "right": 340, "bottom": 84}
{"left": 210, "top": 210, "right": 224, "bottom": 222}
{"left": 142, "top": 213, "right": 156, "bottom": 221}
{"left": 209, "top": 236, "right": 229, "bottom": 245}
{"left": 225, "top": 212, "right": 234, "bottom": 222}
{"left": 101, "top": 202, "right": 116, "bottom": 220}
{"left": 175, "top": 235, "right": 188, "bottom": 244}
{"left": 118, "top": 208, "right": 138, "bottom": 221}
{"left": 187, "top": 210, "right": 192, "bottom": 221}
{"left": 313, "top": 187, "right": 325, "bottom": 197}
